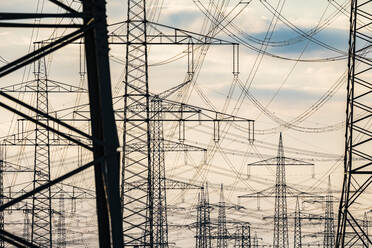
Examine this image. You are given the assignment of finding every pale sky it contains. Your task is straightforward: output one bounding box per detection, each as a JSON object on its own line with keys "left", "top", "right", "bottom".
{"left": 0, "top": 0, "right": 370, "bottom": 247}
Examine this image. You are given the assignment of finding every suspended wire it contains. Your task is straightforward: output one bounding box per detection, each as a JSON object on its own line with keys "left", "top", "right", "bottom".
{"left": 194, "top": 0, "right": 348, "bottom": 62}
{"left": 259, "top": 0, "right": 346, "bottom": 55}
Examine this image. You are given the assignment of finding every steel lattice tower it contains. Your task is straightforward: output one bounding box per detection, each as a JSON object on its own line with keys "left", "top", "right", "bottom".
{"left": 0, "top": 148, "right": 3, "bottom": 248}
{"left": 23, "top": 207, "right": 31, "bottom": 242}
{"left": 150, "top": 97, "right": 168, "bottom": 247}
{"left": 121, "top": 0, "right": 252, "bottom": 245}
{"left": 31, "top": 56, "right": 52, "bottom": 247}
{"left": 196, "top": 185, "right": 212, "bottom": 248}
{"left": 363, "top": 213, "right": 369, "bottom": 248}
{"left": 57, "top": 194, "right": 66, "bottom": 248}
{"left": 336, "top": 0, "right": 372, "bottom": 247}
{"left": 252, "top": 232, "right": 258, "bottom": 248}
{"left": 234, "top": 225, "right": 241, "bottom": 247}
{"left": 122, "top": 0, "right": 153, "bottom": 245}
{"left": 0, "top": 1, "right": 123, "bottom": 246}
{"left": 217, "top": 184, "right": 227, "bottom": 248}
{"left": 324, "top": 176, "right": 335, "bottom": 248}
{"left": 240, "top": 224, "right": 251, "bottom": 248}
{"left": 293, "top": 197, "right": 302, "bottom": 248}
{"left": 273, "top": 133, "right": 289, "bottom": 248}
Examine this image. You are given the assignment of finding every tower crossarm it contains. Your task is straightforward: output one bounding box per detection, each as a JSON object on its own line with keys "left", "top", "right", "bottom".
{"left": 109, "top": 21, "right": 237, "bottom": 45}
{"left": 29, "top": 97, "right": 254, "bottom": 123}
{"left": 124, "top": 178, "right": 202, "bottom": 191}
{"left": 1, "top": 129, "right": 92, "bottom": 147}
{"left": 0, "top": 79, "right": 87, "bottom": 93}
{"left": 247, "top": 157, "right": 314, "bottom": 166}
{"left": 0, "top": 160, "right": 34, "bottom": 173}
{"left": 336, "top": 1, "right": 372, "bottom": 247}
{"left": 124, "top": 139, "right": 206, "bottom": 153}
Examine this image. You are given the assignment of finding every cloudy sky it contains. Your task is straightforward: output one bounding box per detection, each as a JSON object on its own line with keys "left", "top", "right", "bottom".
{"left": 1, "top": 0, "right": 369, "bottom": 247}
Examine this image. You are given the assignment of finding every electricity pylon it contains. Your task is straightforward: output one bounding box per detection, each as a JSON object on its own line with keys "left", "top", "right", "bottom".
{"left": 336, "top": 0, "right": 372, "bottom": 247}
{"left": 234, "top": 224, "right": 251, "bottom": 248}
{"left": 241, "top": 133, "right": 313, "bottom": 248}
{"left": 196, "top": 184, "right": 212, "bottom": 248}
{"left": 323, "top": 176, "right": 335, "bottom": 248}
{"left": 121, "top": 0, "right": 254, "bottom": 246}
{"left": 274, "top": 133, "right": 289, "bottom": 248}
{"left": 293, "top": 197, "right": 302, "bottom": 248}
{"left": 0, "top": 1, "right": 123, "bottom": 246}
{"left": 217, "top": 184, "right": 228, "bottom": 248}
{"left": 1, "top": 54, "right": 86, "bottom": 247}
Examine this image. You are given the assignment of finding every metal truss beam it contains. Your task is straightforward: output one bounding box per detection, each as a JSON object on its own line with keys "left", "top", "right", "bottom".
{"left": 336, "top": 0, "right": 372, "bottom": 247}
{"left": 0, "top": 0, "right": 123, "bottom": 246}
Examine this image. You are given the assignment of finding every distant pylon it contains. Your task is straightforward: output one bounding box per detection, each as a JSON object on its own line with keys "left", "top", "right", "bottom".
{"left": 363, "top": 213, "right": 369, "bottom": 248}
{"left": 31, "top": 55, "right": 53, "bottom": 247}
{"left": 151, "top": 97, "right": 169, "bottom": 247}
{"left": 23, "top": 205, "right": 31, "bottom": 242}
{"left": 196, "top": 184, "right": 212, "bottom": 248}
{"left": 323, "top": 176, "right": 335, "bottom": 248}
{"left": 217, "top": 184, "right": 227, "bottom": 248}
{"left": 273, "top": 133, "right": 289, "bottom": 248}
{"left": 234, "top": 224, "right": 251, "bottom": 248}
{"left": 293, "top": 197, "right": 302, "bottom": 248}
{"left": 252, "top": 232, "right": 259, "bottom": 248}
{"left": 241, "top": 224, "right": 251, "bottom": 248}
{"left": 0, "top": 148, "right": 4, "bottom": 248}
{"left": 57, "top": 194, "right": 66, "bottom": 248}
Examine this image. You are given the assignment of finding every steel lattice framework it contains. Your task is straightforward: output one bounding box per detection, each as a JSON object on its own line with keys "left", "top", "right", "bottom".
{"left": 241, "top": 134, "right": 313, "bottom": 248}
{"left": 0, "top": 0, "right": 123, "bottom": 247}
{"left": 273, "top": 133, "right": 289, "bottom": 248}
{"left": 122, "top": 0, "right": 153, "bottom": 245}
{"left": 324, "top": 177, "right": 335, "bottom": 248}
{"left": 121, "top": 0, "right": 253, "bottom": 246}
{"left": 217, "top": 184, "right": 228, "bottom": 248}
{"left": 196, "top": 185, "right": 212, "bottom": 248}
{"left": 0, "top": 149, "right": 3, "bottom": 247}
{"left": 293, "top": 197, "right": 302, "bottom": 248}
{"left": 336, "top": 0, "right": 372, "bottom": 247}
{"left": 31, "top": 56, "right": 53, "bottom": 247}
{"left": 150, "top": 97, "right": 169, "bottom": 247}
{"left": 0, "top": 49, "right": 87, "bottom": 246}
{"left": 234, "top": 224, "right": 251, "bottom": 248}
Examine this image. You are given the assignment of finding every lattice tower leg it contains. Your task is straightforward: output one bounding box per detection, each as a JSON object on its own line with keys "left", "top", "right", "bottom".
{"left": 121, "top": 0, "right": 153, "bottom": 246}
{"left": 31, "top": 56, "right": 52, "bottom": 247}
{"left": 150, "top": 98, "right": 169, "bottom": 247}
{"left": 273, "top": 133, "right": 289, "bottom": 248}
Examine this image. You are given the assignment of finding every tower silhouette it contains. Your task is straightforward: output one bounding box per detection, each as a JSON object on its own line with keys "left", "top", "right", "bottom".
{"left": 273, "top": 133, "right": 289, "bottom": 248}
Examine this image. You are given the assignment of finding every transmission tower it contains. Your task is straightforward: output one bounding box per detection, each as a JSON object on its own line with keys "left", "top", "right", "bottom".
{"left": 363, "top": 212, "right": 369, "bottom": 248}
{"left": 241, "top": 133, "right": 313, "bottom": 248}
{"left": 56, "top": 194, "right": 66, "bottom": 248}
{"left": 0, "top": 1, "right": 123, "bottom": 246}
{"left": 0, "top": 146, "right": 33, "bottom": 246}
{"left": 23, "top": 206, "right": 31, "bottom": 242}
{"left": 294, "top": 197, "right": 302, "bottom": 248}
{"left": 196, "top": 185, "right": 212, "bottom": 248}
{"left": 252, "top": 232, "right": 259, "bottom": 248}
{"left": 121, "top": 0, "right": 253, "bottom": 245}
{"left": 274, "top": 133, "right": 289, "bottom": 248}
{"left": 31, "top": 53, "right": 53, "bottom": 247}
{"left": 0, "top": 148, "right": 3, "bottom": 247}
{"left": 217, "top": 184, "right": 228, "bottom": 248}
{"left": 234, "top": 224, "right": 251, "bottom": 248}
{"left": 151, "top": 97, "right": 169, "bottom": 248}
{"left": 323, "top": 176, "right": 335, "bottom": 248}
{"left": 336, "top": 0, "right": 372, "bottom": 247}
{"left": 0, "top": 52, "right": 87, "bottom": 247}
{"left": 150, "top": 95, "right": 210, "bottom": 247}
